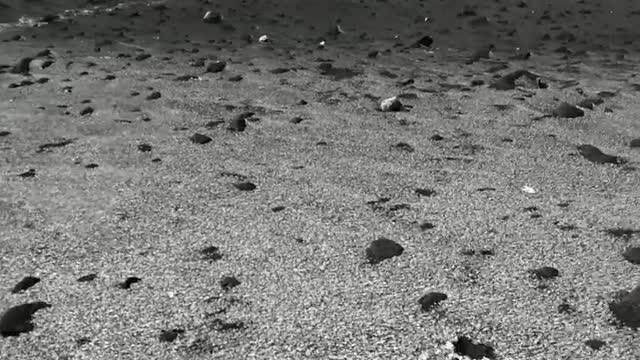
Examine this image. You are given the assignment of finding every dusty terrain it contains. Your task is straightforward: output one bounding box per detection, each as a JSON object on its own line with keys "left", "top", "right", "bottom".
{"left": 1, "top": 0, "right": 639, "bottom": 359}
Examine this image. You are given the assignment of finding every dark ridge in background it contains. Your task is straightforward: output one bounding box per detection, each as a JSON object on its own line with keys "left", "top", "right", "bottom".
{"left": 1, "top": 0, "right": 640, "bottom": 56}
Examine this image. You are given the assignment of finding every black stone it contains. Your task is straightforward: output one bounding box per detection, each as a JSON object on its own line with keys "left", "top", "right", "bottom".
{"left": 418, "top": 292, "right": 447, "bottom": 311}
{"left": 119, "top": 277, "right": 141, "bottom": 289}
{"left": 365, "top": 237, "right": 404, "bottom": 264}
{"left": 200, "top": 246, "right": 222, "bottom": 261}
{"left": 80, "top": 106, "right": 94, "bottom": 116}
{"left": 622, "top": 247, "right": 640, "bottom": 264}
{"left": 552, "top": 102, "right": 584, "bottom": 118}
{"left": 77, "top": 273, "right": 97, "bottom": 282}
{"left": 584, "top": 339, "right": 606, "bottom": 350}
{"left": 609, "top": 284, "right": 640, "bottom": 329}
{"left": 17, "top": 169, "right": 36, "bottom": 178}
{"left": 159, "top": 328, "right": 184, "bottom": 342}
{"left": 629, "top": 138, "right": 640, "bottom": 148}
{"left": 529, "top": 266, "right": 559, "bottom": 279}
{"left": 576, "top": 144, "right": 625, "bottom": 165}
{"left": 137, "top": 143, "right": 152, "bottom": 152}
{"left": 233, "top": 182, "right": 256, "bottom": 191}
{"left": 452, "top": 336, "right": 496, "bottom": 359}
{"left": 0, "top": 302, "right": 51, "bottom": 337}
{"left": 11, "top": 276, "right": 40, "bottom": 293}
{"left": 220, "top": 276, "right": 241, "bottom": 291}
{"left": 206, "top": 61, "right": 226, "bottom": 73}
{"left": 415, "top": 188, "right": 436, "bottom": 197}
{"left": 190, "top": 133, "right": 212, "bottom": 144}
{"left": 146, "top": 91, "right": 161, "bottom": 100}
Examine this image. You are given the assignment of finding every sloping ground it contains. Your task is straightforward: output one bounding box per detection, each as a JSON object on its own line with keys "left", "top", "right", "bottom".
{"left": 0, "top": 0, "right": 639, "bottom": 359}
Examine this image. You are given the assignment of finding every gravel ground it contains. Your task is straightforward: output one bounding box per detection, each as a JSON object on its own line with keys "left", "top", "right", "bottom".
{"left": 1, "top": 1, "right": 639, "bottom": 359}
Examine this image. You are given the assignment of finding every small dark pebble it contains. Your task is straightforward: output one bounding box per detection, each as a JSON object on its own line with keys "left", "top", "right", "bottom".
{"left": 366, "top": 237, "right": 404, "bottom": 264}
{"left": 552, "top": 102, "right": 584, "bottom": 118}
{"left": 290, "top": 116, "right": 303, "bottom": 124}
{"left": 228, "top": 75, "right": 243, "bottom": 82}
{"left": 159, "top": 328, "right": 184, "bottom": 342}
{"left": 135, "top": 53, "right": 151, "bottom": 61}
{"left": 622, "top": 247, "right": 640, "bottom": 264}
{"left": 629, "top": 138, "right": 640, "bottom": 148}
{"left": 190, "top": 133, "right": 212, "bottom": 144}
{"left": 419, "top": 222, "right": 435, "bottom": 230}
{"left": 206, "top": 61, "right": 226, "bottom": 73}
{"left": 146, "top": 91, "right": 161, "bottom": 100}
{"left": 418, "top": 292, "right": 447, "bottom": 311}
{"left": 577, "top": 144, "right": 625, "bottom": 165}
{"left": 272, "top": 206, "right": 286, "bottom": 212}
{"left": 606, "top": 228, "right": 640, "bottom": 239}
{"left": 584, "top": 339, "right": 606, "bottom": 350}
{"left": 391, "top": 142, "right": 414, "bottom": 152}
{"left": 137, "top": 143, "right": 152, "bottom": 152}
{"left": 80, "top": 106, "right": 94, "bottom": 116}
{"left": 77, "top": 274, "right": 97, "bottom": 282}
{"left": 11, "top": 276, "right": 40, "bottom": 294}
{"left": 201, "top": 246, "right": 222, "bottom": 261}
{"left": 431, "top": 134, "right": 444, "bottom": 141}
{"left": 17, "top": 169, "right": 36, "bottom": 178}
{"left": 529, "top": 266, "right": 559, "bottom": 279}
{"left": 233, "top": 182, "right": 256, "bottom": 191}
{"left": 0, "top": 301, "right": 51, "bottom": 337}
{"left": 0, "top": 131, "right": 10, "bottom": 136}
{"left": 415, "top": 188, "right": 436, "bottom": 197}
{"left": 220, "top": 276, "right": 241, "bottom": 291}
{"left": 452, "top": 336, "right": 496, "bottom": 360}
{"left": 119, "top": 277, "right": 141, "bottom": 289}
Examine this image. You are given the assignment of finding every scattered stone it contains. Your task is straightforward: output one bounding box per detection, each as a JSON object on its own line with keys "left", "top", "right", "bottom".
{"left": 17, "top": 169, "right": 36, "bottom": 178}
{"left": 452, "top": 336, "right": 496, "bottom": 360}
{"left": 220, "top": 276, "right": 241, "bottom": 291}
{"left": 10, "top": 276, "right": 40, "bottom": 293}
{"left": 409, "top": 35, "right": 433, "bottom": 48}
{"left": 201, "top": 246, "right": 222, "bottom": 261}
{"left": 137, "top": 144, "right": 152, "bottom": 152}
{"left": 609, "top": 284, "right": 640, "bottom": 329}
{"left": 80, "top": 106, "right": 94, "bottom": 116}
{"left": 415, "top": 188, "right": 436, "bottom": 197}
{"left": 317, "top": 63, "right": 360, "bottom": 80}
{"left": 0, "top": 302, "right": 51, "bottom": 337}
{"left": 210, "top": 318, "right": 244, "bottom": 331}
{"left": 584, "top": 339, "right": 606, "bottom": 350}
{"left": 147, "top": 91, "right": 161, "bottom": 100}
{"left": 159, "top": 328, "right": 184, "bottom": 342}
{"left": 10, "top": 57, "right": 33, "bottom": 75}
{"left": 228, "top": 75, "right": 243, "bottom": 82}
{"left": 118, "top": 277, "right": 141, "bottom": 289}
{"left": 622, "top": 247, "right": 640, "bottom": 264}
{"left": 85, "top": 163, "right": 99, "bottom": 169}
{"left": 77, "top": 274, "right": 97, "bottom": 282}
{"left": 418, "top": 292, "right": 447, "bottom": 311}
{"left": 606, "top": 228, "right": 640, "bottom": 239}
{"left": 233, "top": 182, "right": 256, "bottom": 191}
{"left": 379, "top": 96, "right": 404, "bottom": 112}
{"left": 391, "top": 142, "right": 414, "bottom": 152}
{"left": 135, "top": 53, "right": 151, "bottom": 61}
{"left": 553, "top": 102, "right": 584, "bottom": 118}
{"left": 272, "top": 206, "right": 286, "bottom": 212}
{"left": 36, "top": 138, "right": 74, "bottom": 153}
{"left": 577, "top": 97, "right": 604, "bottom": 110}
{"left": 228, "top": 113, "right": 249, "bottom": 132}
{"left": 466, "top": 44, "right": 495, "bottom": 64}
{"left": 576, "top": 145, "right": 626, "bottom": 165}
{"left": 0, "top": 131, "right": 10, "bottom": 136}
{"left": 366, "top": 237, "right": 404, "bottom": 264}
{"left": 629, "top": 138, "right": 640, "bottom": 148}
{"left": 529, "top": 266, "right": 559, "bottom": 279}
{"left": 174, "top": 74, "right": 198, "bottom": 81}
{"left": 190, "top": 133, "right": 212, "bottom": 144}
{"left": 489, "top": 69, "right": 543, "bottom": 91}
{"left": 431, "top": 134, "right": 444, "bottom": 141}
{"left": 419, "top": 222, "right": 435, "bottom": 230}
{"left": 206, "top": 61, "right": 226, "bottom": 73}
{"left": 203, "top": 11, "right": 223, "bottom": 24}
{"left": 290, "top": 116, "right": 303, "bottom": 124}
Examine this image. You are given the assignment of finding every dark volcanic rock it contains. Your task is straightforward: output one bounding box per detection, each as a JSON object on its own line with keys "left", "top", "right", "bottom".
{"left": 17, "top": 169, "right": 36, "bottom": 178}
{"left": 576, "top": 145, "right": 625, "bottom": 165}
{"left": 0, "top": 302, "right": 51, "bottom": 337}
{"left": 11, "top": 276, "right": 40, "bottom": 293}
{"left": 206, "top": 61, "right": 226, "bottom": 73}
{"left": 629, "top": 138, "right": 640, "bottom": 148}
{"left": 190, "top": 133, "right": 212, "bottom": 144}
{"left": 233, "top": 182, "right": 256, "bottom": 191}
{"left": 146, "top": 91, "right": 161, "bottom": 100}
{"left": 577, "top": 97, "right": 604, "bottom": 110}
{"left": 220, "top": 276, "right": 241, "bottom": 291}
{"left": 584, "top": 339, "right": 606, "bottom": 350}
{"left": 77, "top": 273, "right": 97, "bottom": 282}
{"left": 415, "top": 188, "right": 436, "bottom": 197}
{"left": 606, "top": 228, "right": 640, "bottom": 239}
{"left": 317, "top": 63, "right": 360, "bottom": 80}
{"left": 36, "top": 138, "right": 74, "bottom": 153}
{"left": 552, "top": 102, "right": 584, "bottom": 118}
{"left": 529, "top": 266, "right": 559, "bottom": 279}
{"left": 10, "top": 57, "right": 33, "bottom": 75}
{"left": 418, "top": 292, "right": 447, "bottom": 311}
{"left": 0, "top": 131, "right": 10, "bottom": 136}
{"left": 159, "top": 328, "right": 184, "bottom": 342}
{"left": 80, "top": 106, "right": 94, "bottom": 116}
{"left": 609, "top": 284, "right": 640, "bottom": 329}
{"left": 409, "top": 35, "right": 433, "bottom": 48}
{"left": 228, "top": 113, "right": 249, "bottom": 132}
{"left": 201, "top": 246, "right": 222, "bottom": 261}
{"left": 623, "top": 247, "right": 640, "bottom": 264}
{"left": 137, "top": 143, "right": 152, "bottom": 152}
{"left": 365, "top": 237, "right": 404, "bottom": 264}
{"left": 489, "top": 69, "right": 542, "bottom": 90}
{"left": 118, "top": 277, "right": 141, "bottom": 289}
{"left": 452, "top": 336, "right": 496, "bottom": 359}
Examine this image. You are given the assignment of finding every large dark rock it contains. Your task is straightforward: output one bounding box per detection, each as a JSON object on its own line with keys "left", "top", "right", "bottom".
{"left": 0, "top": 302, "right": 51, "bottom": 337}
{"left": 365, "top": 237, "right": 404, "bottom": 264}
